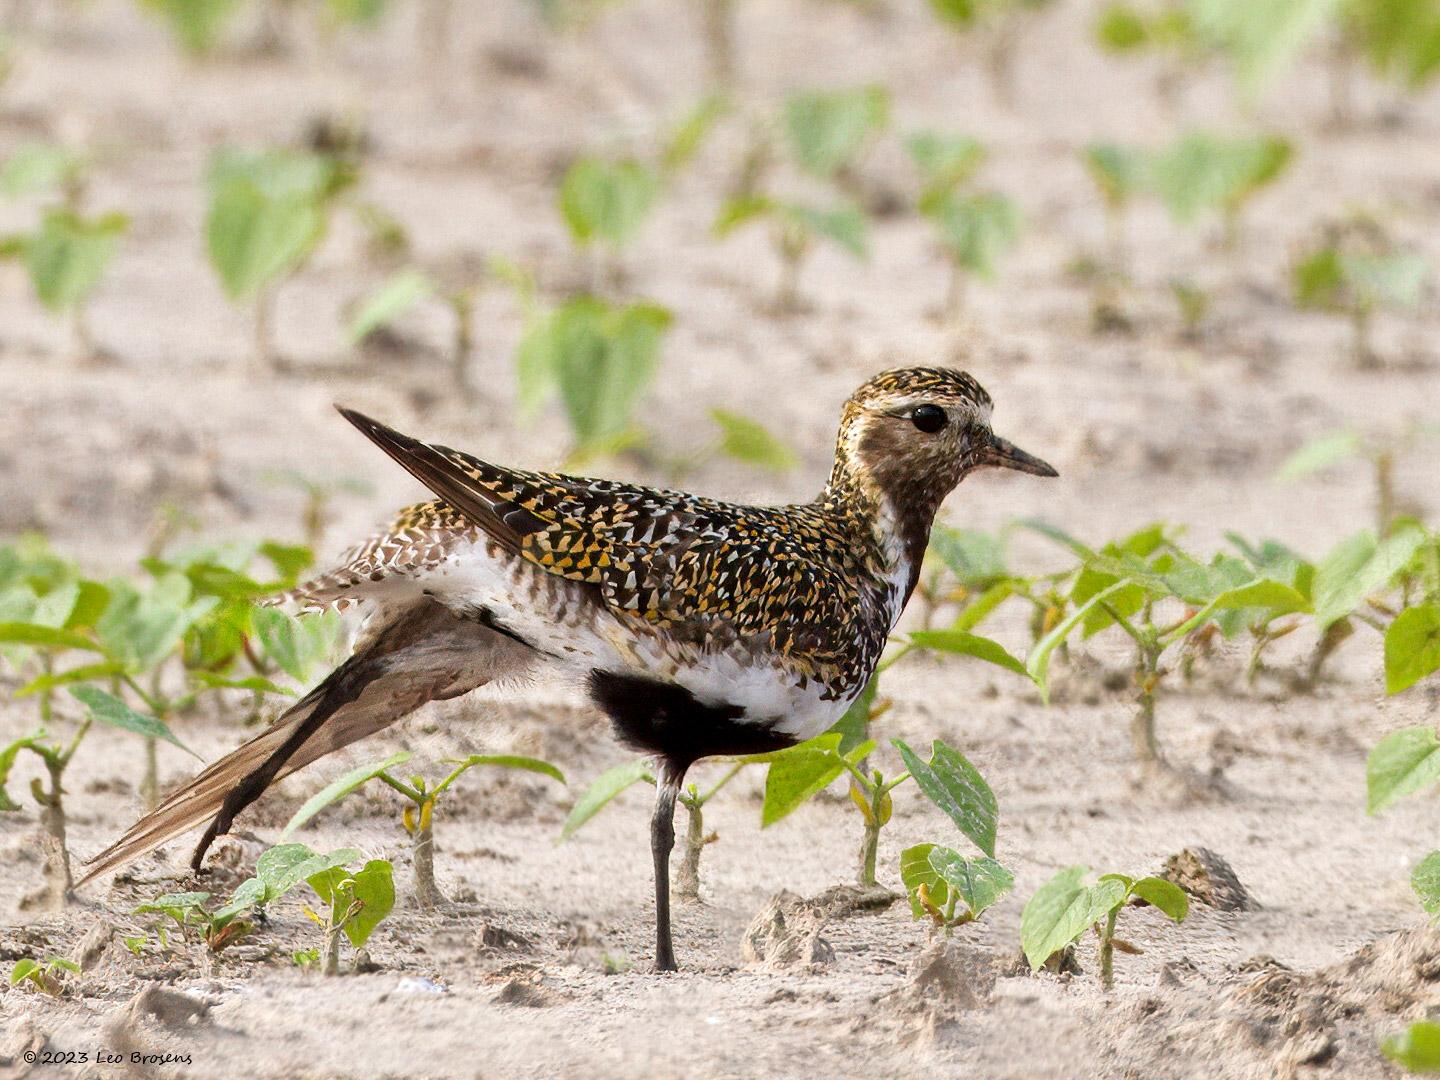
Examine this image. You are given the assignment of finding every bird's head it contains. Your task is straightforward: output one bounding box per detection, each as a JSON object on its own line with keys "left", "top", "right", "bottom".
{"left": 828, "top": 366, "right": 1057, "bottom": 521}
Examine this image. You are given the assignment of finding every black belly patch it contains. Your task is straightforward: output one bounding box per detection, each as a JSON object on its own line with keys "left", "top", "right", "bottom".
{"left": 586, "top": 670, "right": 798, "bottom": 770}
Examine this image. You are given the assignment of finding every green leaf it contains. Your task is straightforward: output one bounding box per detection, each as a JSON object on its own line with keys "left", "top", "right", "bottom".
{"left": 189, "top": 672, "right": 296, "bottom": 697}
{"left": 1026, "top": 580, "right": 1130, "bottom": 702}
{"left": 929, "top": 0, "right": 980, "bottom": 29}
{"left": 900, "top": 843, "right": 948, "bottom": 918}
{"left": 710, "top": 409, "right": 798, "bottom": 471}
{"left": 0, "top": 622, "right": 101, "bottom": 651}
{"left": 1367, "top": 725, "right": 1440, "bottom": 814}
{"left": 784, "top": 203, "right": 868, "bottom": 258}
{"left": 661, "top": 95, "right": 728, "bottom": 174}
{"left": 281, "top": 752, "right": 414, "bottom": 838}
{"left": 1188, "top": 0, "right": 1336, "bottom": 97}
{"left": 783, "top": 85, "right": 889, "bottom": 177}
{"left": 828, "top": 677, "right": 877, "bottom": 756}
{"left": 1129, "top": 876, "right": 1189, "bottom": 921}
{"left": 906, "top": 131, "right": 986, "bottom": 206}
{"left": 9, "top": 958, "right": 39, "bottom": 987}
{"left": 1313, "top": 526, "right": 1426, "bottom": 629}
{"left": 211, "top": 876, "right": 267, "bottom": 924}
{"left": 205, "top": 150, "right": 343, "bottom": 300}
{"left": 559, "top": 159, "right": 658, "bottom": 249}
{"left": 16, "top": 661, "right": 125, "bottom": 697}
{"left": 348, "top": 269, "right": 434, "bottom": 343}
{"left": 0, "top": 143, "right": 85, "bottom": 198}
{"left": 925, "top": 191, "right": 1020, "bottom": 279}
{"left": 23, "top": 209, "right": 127, "bottom": 312}
{"left": 1094, "top": 4, "right": 1148, "bottom": 50}
{"left": 712, "top": 194, "right": 775, "bottom": 237}
{"left": 892, "top": 738, "right": 998, "bottom": 857}
{"left": 1386, "top": 604, "right": 1440, "bottom": 695}
{"left": 97, "top": 574, "right": 216, "bottom": 673}
{"left": 1343, "top": 251, "right": 1430, "bottom": 310}
{"left": 1411, "top": 851, "right": 1440, "bottom": 920}
{"left": 133, "top": 891, "right": 213, "bottom": 924}
{"left": 336, "top": 859, "right": 395, "bottom": 948}
{"left": 1146, "top": 133, "right": 1293, "bottom": 224}
{"left": 140, "top": 0, "right": 244, "bottom": 52}
{"left": 907, "top": 629, "right": 1032, "bottom": 679}
{"left": 761, "top": 737, "right": 875, "bottom": 827}
{"left": 1020, "top": 866, "right": 1126, "bottom": 970}
{"left": 1275, "top": 432, "right": 1361, "bottom": 481}
{"left": 1083, "top": 143, "right": 1147, "bottom": 209}
{"left": 435, "top": 753, "right": 566, "bottom": 796}
{"left": 70, "top": 686, "right": 197, "bottom": 757}
{"left": 1293, "top": 245, "right": 1346, "bottom": 309}
{"left": 928, "top": 525, "right": 1008, "bottom": 587}
{"left": 258, "top": 843, "right": 359, "bottom": 900}
{"left": 1382, "top": 1020, "right": 1440, "bottom": 1073}
{"left": 928, "top": 848, "right": 1014, "bottom": 917}
{"left": 560, "top": 758, "right": 654, "bottom": 840}
{"left": 1205, "top": 579, "right": 1312, "bottom": 616}
{"left": 251, "top": 606, "right": 339, "bottom": 682}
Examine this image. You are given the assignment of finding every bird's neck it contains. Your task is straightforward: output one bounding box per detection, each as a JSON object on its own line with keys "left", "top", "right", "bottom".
{"left": 821, "top": 451, "right": 944, "bottom": 606}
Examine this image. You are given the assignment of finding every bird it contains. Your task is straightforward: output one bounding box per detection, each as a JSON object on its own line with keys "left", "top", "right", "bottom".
{"left": 81, "top": 366, "right": 1056, "bottom": 971}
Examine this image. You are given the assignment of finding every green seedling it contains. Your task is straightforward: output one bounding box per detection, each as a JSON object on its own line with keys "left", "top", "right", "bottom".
{"left": 9, "top": 956, "right": 80, "bottom": 996}
{"left": 1146, "top": 131, "right": 1293, "bottom": 247}
{"left": 1020, "top": 866, "right": 1188, "bottom": 987}
{"left": 513, "top": 293, "right": 673, "bottom": 463}
{"left": 1278, "top": 425, "right": 1440, "bottom": 538}
{"left": 303, "top": 854, "right": 396, "bottom": 976}
{"left": 347, "top": 263, "right": 485, "bottom": 401}
{"left": 900, "top": 843, "right": 1013, "bottom": 934}
{"left": 659, "top": 408, "right": 799, "bottom": 483}
{"left": 1025, "top": 523, "right": 1313, "bottom": 789}
{"left": 140, "top": 0, "right": 245, "bottom": 54}
{"left": 559, "top": 158, "right": 659, "bottom": 280}
{"left": 0, "top": 694, "right": 191, "bottom": 900}
{"left": 1221, "top": 534, "right": 1315, "bottom": 685}
{"left": 1187, "top": 0, "right": 1336, "bottom": 102}
{"left": 782, "top": 84, "right": 889, "bottom": 183}
{"left": 1382, "top": 1020, "right": 1440, "bottom": 1073}
{"left": 906, "top": 131, "right": 987, "bottom": 212}
{"left": 920, "top": 190, "right": 1020, "bottom": 319}
{"left": 1292, "top": 216, "right": 1430, "bottom": 368}
{"left": 1081, "top": 143, "right": 1147, "bottom": 278}
{"left": 263, "top": 471, "right": 373, "bottom": 552}
{"left": 562, "top": 757, "right": 736, "bottom": 902}
{"left": 1305, "top": 521, "right": 1432, "bottom": 686}
{"left": 1093, "top": 1, "right": 1212, "bottom": 113}
{"left": 714, "top": 196, "right": 866, "bottom": 312}
{"left": 282, "top": 751, "right": 564, "bottom": 908}
{"left": 205, "top": 147, "right": 356, "bottom": 367}
{"left": 0, "top": 144, "right": 126, "bottom": 358}
{"left": 928, "top": 0, "right": 1058, "bottom": 108}
{"left": 1343, "top": 0, "right": 1440, "bottom": 101}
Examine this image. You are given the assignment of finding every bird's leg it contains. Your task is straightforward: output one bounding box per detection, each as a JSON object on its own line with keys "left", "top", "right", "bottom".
{"left": 651, "top": 760, "right": 685, "bottom": 973}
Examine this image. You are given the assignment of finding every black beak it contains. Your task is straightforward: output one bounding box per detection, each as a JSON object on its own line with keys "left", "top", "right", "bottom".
{"left": 978, "top": 433, "right": 1058, "bottom": 477}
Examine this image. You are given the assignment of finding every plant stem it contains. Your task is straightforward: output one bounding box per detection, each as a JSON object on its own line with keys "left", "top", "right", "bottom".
{"left": 1099, "top": 906, "right": 1119, "bottom": 990}
{"left": 1374, "top": 450, "right": 1395, "bottom": 536}
{"left": 254, "top": 284, "right": 277, "bottom": 370}
{"left": 1131, "top": 641, "right": 1165, "bottom": 771}
{"left": 36, "top": 756, "right": 73, "bottom": 902}
{"left": 410, "top": 798, "right": 441, "bottom": 910}
{"left": 141, "top": 736, "right": 158, "bottom": 811}
{"left": 777, "top": 246, "right": 802, "bottom": 312}
{"left": 675, "top": 795, "right": 706, "bottom": 903}
{"left": 451, "top": 291, "right": 476, "bottom": 403}
{"left": 856, "top": 785, "right": 881, "bottom": 888}
{"left": 322, "top": 921, "right": 342, "bottom": 976}
{"left": 699, "top": 0, "right": 735, "bottom": 89}
{"left": 945, "top": 258, "right": 966, "bottom": 321}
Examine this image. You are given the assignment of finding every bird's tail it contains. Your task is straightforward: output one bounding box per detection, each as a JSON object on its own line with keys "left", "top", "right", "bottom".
{"left": 79, "top": 598, "right": 534, "bottom": 886}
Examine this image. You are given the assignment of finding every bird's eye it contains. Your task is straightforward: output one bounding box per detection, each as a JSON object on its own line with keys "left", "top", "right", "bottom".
{"left": 909, "top": 404, "right": 949, "bottom": 434}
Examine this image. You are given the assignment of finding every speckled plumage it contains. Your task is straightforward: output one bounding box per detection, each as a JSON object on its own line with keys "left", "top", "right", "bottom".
{"left": 288, "top": 368, "right": 1001, "bottom": 724}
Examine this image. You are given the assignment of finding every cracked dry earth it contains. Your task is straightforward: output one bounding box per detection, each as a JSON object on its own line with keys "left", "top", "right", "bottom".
{"left": 3, "top": 0, "right": 1440, "bottom": 1076}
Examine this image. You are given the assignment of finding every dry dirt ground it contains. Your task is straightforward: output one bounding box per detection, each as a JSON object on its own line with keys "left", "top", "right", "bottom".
{"left": 3, "top": 0, "right": 1440, "bottom": 1077}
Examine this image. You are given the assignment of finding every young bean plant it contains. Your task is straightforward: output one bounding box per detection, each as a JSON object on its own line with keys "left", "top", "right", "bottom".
{"left": 1020, "top": 866, "right": 1189, "bottom": 987}
{"left": 281, "top": 751, "right": 564, "bottom": 908}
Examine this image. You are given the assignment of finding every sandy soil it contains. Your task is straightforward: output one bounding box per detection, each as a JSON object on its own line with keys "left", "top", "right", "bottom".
{"left": 3, "top": 0, "right": 1440, "bottom": 1077}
